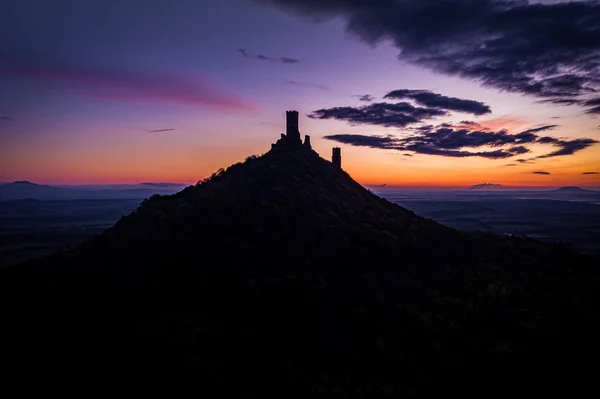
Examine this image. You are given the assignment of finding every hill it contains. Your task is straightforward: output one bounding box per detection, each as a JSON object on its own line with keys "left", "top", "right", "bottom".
{"left": 0, "top": 180, "right": 185, "bottom": 200}
{"left": 553, "top": 186, "right": 595, "bottom": 193}
{"left": 470, "top": 183, "right": 502, "bottom": 189}
{"left": 0, "top": 180, "right": 66, "bottom": 200}
{"left": 2, "top": 125, "right": 600, "bottom": 396}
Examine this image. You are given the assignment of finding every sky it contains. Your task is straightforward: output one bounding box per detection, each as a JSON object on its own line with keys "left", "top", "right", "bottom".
{"left": 1, "top": 0, "right": 599, "bottom": 187}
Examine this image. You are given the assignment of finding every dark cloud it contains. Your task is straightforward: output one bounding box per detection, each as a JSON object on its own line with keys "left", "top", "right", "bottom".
{"left": 285, "top": 81, "right": 328, "bottom": 90}
{"left": 0, "top": 116, "right": 13, "bottom": 121}
{"left": 533, "top": 171, "right": 551, "bottom": 175}
{"left": 582, "top": 172, "right": 599, "bottom": 175}
{"left": 582, "top": 98, "right": 600, "bottom": 113}
{"left": 322, "top": 134, "right": 401, "bottom": 150}
{"left": 537, "top": 138, "right": 599, "bottom": 158}
{"left": 509, "top": 146, "right": 530, "bottom": 155}
{"left": 258, "top": 0, "right": 600, "bottom": 109}
{"left": 309, "top": 102, "right": 447, "bottom": 128}
{"left": 148, "top": 128, "right": 175, "bottom": 133}
{"left": 322, "top": 122, "right": 596, "bottom": 160}
{"left": 536, "top": 136, "right": 559, "bottom": 144}
{"left": 236, "top": 48, "right": 300, "bottom": 64}
{"left": 537, "top": 98, "right": 582, "bottom": 106}
{"left": 324, "top": 128, "right": 527, "bottom": 159}
{"left": 404, "top": 143, "right": 518, "bottom": 159}
{"left": 352, "top": 94, "right": 376, "bottom": 102}
{"left": 505, "top": 163, "right": 517, "bottom": 166}
{"left": 583, "top": 98, "right": 600, "bottom": 107}
{"left": 327, "top": 132, "right": 522, "bottom": 158}
{"left": 513, "top": 125, "right": 559, "bottom": 144}
{"left": 384, "top": 89, "right": 491, "bottom": 115}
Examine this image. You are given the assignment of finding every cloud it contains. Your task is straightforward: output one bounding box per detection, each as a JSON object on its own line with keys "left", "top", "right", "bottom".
{"left": 258, "top": 0, "right": 600, "bottom": 111}
{"left": 537, "top": 98, "right": 582, "bottom": 106}
{"left": 313, "top": 91, "right": 597, "bottom": 159}
{"left": 352, "top": 94, "right": 376, "bottom": 102}
{"left": 473, "top": 117, "right": 530, "bottom": 132}
{"left": 537, "top": 138, "right": 599, "bottom": 158}
{"left": 148, "top": 128, "right": 175, "bottom": 133}
{"left": 236, "top": 48, "right": 300, "bottom": 64}
{"left": 285, "top": 81, "right": 328, "bottom": 90}
{"left": 0, "top": 64, "right": 256, "bottom": 111}
{"left": 324, "top": 129, "right": 527, "bottom": 159}
{"left": 582, "top": 172, "right": 599, "bottom": 175}
{"left": 322, "top": 122, "right": 596, "bottom": 160}
{"left": 533, "top": 171, "right": 551, "bottom": 175}
{"left": 384, "top": 89, "right": 491, "bottom": 115}
{"left": 309, "top": 102, "right": 447, "bottom": 128}
{"left": 0, "top": 116, "right": 13, "bottom": 121}
{"left": 586, "top": 106, "right": 600, "bottom": 114}
{"left": 584, "top": 98, "right": 600, "bottom": 107}
{"left": 505, "top": 163, "right": 517, "bottom": 166}
{"left": 509, "top": 146, "right": 530, "bottom": 155}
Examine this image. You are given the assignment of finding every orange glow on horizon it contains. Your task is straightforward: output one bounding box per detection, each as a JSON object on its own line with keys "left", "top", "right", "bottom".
{"left": 2, "top": 127, "right": 599, "bottom": 188}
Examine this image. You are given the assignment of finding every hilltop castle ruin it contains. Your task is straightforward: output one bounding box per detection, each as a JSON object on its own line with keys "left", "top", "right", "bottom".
{"left": 272, "top": 110, "right": 341, "bottom": 168}
{"left": 272, "top": 110, "right": 311, "bottom": 149}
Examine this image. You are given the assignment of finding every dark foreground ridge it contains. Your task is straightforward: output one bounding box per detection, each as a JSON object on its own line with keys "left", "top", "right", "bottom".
{"left": 2, "top": 120, "right": 600, "bottom": 396}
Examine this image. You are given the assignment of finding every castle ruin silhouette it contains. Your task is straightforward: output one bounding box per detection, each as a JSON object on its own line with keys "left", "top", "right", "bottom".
{"left": 332, "top": 147, "right": 341, "bottom": 168}
{"left": 272, "top": 110, "right": 341, "bottom": 167}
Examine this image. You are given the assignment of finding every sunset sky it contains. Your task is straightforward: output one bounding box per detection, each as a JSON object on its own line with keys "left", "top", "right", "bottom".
{"left": 1, "top": 0, "right": 599, "bottom": 187}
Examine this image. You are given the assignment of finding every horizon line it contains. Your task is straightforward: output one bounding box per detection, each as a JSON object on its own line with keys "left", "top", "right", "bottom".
{"left": 2, "top": 180, "right": 599, "bottom": 190}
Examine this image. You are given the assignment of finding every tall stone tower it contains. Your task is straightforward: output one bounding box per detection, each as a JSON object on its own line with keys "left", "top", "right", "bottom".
{"left": 286, "top": 110, "right": 302, "bottom": 146}
{"left": 332, "top": 147, "right": 341, "bottom": 168}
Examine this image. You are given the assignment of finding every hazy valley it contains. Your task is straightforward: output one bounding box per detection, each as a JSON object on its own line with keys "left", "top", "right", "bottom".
{"left": 1, "top": 182, "right": 598, "bottom": 267}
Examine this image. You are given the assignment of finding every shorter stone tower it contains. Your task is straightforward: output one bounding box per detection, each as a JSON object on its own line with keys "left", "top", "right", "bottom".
{"left": 332, "top": 147, "right": 341, "bottom": 168}
{"left": 303, "top": 135, "right": 311, "bottom": 149}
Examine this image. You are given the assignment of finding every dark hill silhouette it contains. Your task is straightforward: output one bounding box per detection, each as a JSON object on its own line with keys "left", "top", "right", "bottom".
{"left": 2, "top": 142, "right": 600, "bottom": 396}
{"left": 553, "top": 185, "right": 595, "bottom": 193}
{"left": 470, "top": 183, "right": 501, "bottom": 189}
{"left": 0, "top": 180, "right": 67, "bottom": 200}
{"left": 140, "top": 182, "right": 182, "bottom": 187}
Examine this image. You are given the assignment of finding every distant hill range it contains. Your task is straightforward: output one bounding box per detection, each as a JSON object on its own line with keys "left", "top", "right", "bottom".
{"left": 553, "top": 186, "right": 597, "bottom": 193}
{"left": 140, "top": 182, "right": 184, "bottom": 187}
{"left": 2, "top": 112, "right": 600, "bottom": 396}
{"left": 470, "top": 183, "right": 502, "bottom": 189}
{"left": 0, "top": 180, "right": 186, "bottom": 200}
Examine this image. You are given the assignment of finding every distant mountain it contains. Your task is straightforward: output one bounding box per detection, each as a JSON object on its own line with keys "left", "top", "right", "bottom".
{"left": 140, "top": 182, "right": 183, "bottom": 187}
{"left": 0, "top": 181, "right": 184, "bottom": 200}
{"left": 2, "top": 124, "right": 600, "bottom": 396}
{"left": 470, "top": 183, "right": 502, "bottom": 189}
{"left": 0, "top": 180, "right": 67, "bottom": 200}
{"left": 553, "top": 186, "right": 596, "bottom": 193}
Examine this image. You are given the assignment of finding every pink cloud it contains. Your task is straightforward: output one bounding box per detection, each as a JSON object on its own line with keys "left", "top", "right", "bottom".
{"left": 476, "top": 117, "right": 529, "bottom": 133}
{"left": 1, "top": 64, "right": 256, "bottom": 111}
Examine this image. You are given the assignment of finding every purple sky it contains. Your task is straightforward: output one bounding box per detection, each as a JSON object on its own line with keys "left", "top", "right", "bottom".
{"left": 1, "top": 0, "right": 599, "bottom": 186}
